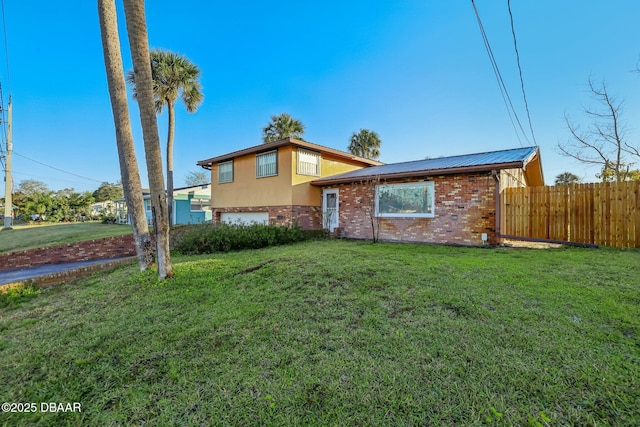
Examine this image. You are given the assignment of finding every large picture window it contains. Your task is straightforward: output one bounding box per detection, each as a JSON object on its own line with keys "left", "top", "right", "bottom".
{"left": 218, "top": 161, "right": 233, "bottom": 183}
{"left": 375, "top": 181, "right": 435, "bottom": 218}
{"left": 297, "top": 148, "right": 321, "bottom": 176}
{"left": 256, "top": 151, "right": 277, "bottom": 178}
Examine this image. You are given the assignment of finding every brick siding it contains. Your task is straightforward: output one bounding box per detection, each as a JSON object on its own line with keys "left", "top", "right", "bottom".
{"left": 328, "top": 173, "right": 499, "bottom": 246}
{"left": 0, "top": 235, "right": 137, "bottom": 271}
{"left": 213, "top": 205, "right": 323, "bottom": 229}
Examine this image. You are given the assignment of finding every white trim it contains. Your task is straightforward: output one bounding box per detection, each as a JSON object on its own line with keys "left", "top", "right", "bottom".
{"left": 375, "top": 181, "right": 435, "bottom": 218}
{"left": 172, "top": 199, "right": 177, "bottom": 226}
{"left": 322, "top": 188, "right": 339, "bottom": 232}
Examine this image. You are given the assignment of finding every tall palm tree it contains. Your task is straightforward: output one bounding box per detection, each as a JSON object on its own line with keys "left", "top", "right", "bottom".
{"left": 348, "top": 129, "right": 381, "bottom": 160}
{"left": 554, "top": 172, "right": 581, "bottom": 186}
{"left": 122, "top": 0, "right": 173, "bottom": 279}
{"left": 262, "top": 113, "right": 305, "bottom": 143}
{"left": 97, "top": 0, "right": 153, "bottom": 271}
{"left": 127, "top": 49, "right": 203, "bottom": 225}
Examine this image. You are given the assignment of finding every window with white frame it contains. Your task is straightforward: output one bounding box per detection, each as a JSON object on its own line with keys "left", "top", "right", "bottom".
{"left": 218, "top": 161, "right": 233, "bottom": 183}
{"left": 256, "top": 150, "right": 277, "bottom": 178}
{"left": 190, "top": 198, "right": 211, "bottom": 212}
{"left": 375, "top": 181, "right": 435, "bottom": 218}
{"left": 297, "top": 148, "right": 321, "bottom": 176}
{"left": 144, "top": 199, "right": 151, "bottom": 211}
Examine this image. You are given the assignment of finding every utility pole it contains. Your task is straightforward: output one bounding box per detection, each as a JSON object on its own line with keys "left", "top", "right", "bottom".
{"left": 3, "top": 96, "right": 12, "bottom": 229}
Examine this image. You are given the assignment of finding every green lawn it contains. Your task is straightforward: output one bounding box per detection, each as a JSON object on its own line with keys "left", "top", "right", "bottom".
{"left": 0, "top": 222, "right": 132, "bottom": 253}
{"left": 1, "top": 240, "right": 638, "bottom": 426}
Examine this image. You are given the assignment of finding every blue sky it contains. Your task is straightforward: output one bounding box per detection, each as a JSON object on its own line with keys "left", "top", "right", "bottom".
{"left": 2, "top": 1, "right": 640, "bottom": 196}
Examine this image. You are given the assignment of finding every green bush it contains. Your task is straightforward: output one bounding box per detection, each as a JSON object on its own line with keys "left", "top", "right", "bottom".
{"left": 172, "top": 223, "right": 327, "bottom": 254}
{"left": 0, "top": 283, "right": 41, "bottom": 308}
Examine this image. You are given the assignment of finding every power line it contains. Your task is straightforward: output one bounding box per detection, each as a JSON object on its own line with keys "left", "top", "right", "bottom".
{"left": 13, "top": 151, "right": 103, "bottom": 183}
{"left": 507, "top": 0, "right": 537, "bottom": 145}
{"left": 471, "top": 0, "right": 530, "bottom": 147}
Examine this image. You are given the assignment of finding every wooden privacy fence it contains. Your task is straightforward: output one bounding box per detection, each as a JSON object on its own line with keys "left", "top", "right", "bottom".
{"left": 502, "top": 181, "right": 640, "bottom": 248}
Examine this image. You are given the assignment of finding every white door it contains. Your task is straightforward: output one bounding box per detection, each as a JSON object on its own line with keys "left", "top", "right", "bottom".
{"left": 322, "top": 189, "right": 339, "bottom": 232}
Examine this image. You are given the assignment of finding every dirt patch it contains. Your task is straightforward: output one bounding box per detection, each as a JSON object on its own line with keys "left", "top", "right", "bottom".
{"left": 502, "top": 239, "right": 563, "bottom": 249}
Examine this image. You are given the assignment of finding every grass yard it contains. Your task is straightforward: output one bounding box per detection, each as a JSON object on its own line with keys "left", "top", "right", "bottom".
{"left": 0, "top": 222, "right": 132, "bottom": 253}
{"left": 1, "top": 240, "right": 638, "bottom": 426}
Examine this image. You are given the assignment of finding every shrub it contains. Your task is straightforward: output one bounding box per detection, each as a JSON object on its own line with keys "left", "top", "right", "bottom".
{"left": 172, "top": 223, "right": 326, "bottom": 254}
{"left": 0, "top": 283, "right": 41, "bottom": 308}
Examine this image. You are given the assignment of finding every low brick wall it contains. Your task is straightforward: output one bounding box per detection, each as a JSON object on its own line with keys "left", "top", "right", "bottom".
{"left": 0, "top": 234, "right": 137, "bottom": 272}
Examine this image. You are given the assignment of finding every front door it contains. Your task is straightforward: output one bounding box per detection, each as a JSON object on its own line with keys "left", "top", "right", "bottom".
{"left": 322, "top": 189, "right": 339, "bottom": 232}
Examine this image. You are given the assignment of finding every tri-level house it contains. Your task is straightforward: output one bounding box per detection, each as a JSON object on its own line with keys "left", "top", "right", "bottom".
{"left": 196, "top": 137, "right": 382, "bottom": 229}
{"left": 197, "top": 139, "right": 544, "bottom": 246}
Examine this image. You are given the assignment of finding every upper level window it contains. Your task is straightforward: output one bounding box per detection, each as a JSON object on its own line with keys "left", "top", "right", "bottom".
{"left": 144, "top": 199, "right": 151, "bottom": 211}
{"left": 297, "top": 148, "right": 321, "bottom": 176}
{"left": 256, "top": 150, "right": 277, "bottom": 178}
{"left": 218, "top": 161, "right": 233, "bottom": 184}
{"left": 375, "top": 181, "right": 435, "bottom": 218}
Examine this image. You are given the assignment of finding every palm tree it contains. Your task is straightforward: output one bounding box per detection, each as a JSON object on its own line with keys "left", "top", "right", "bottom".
{"left": 127, "top": 49, "right": 203, "bottom": 225}
{"left": 97, "top": 0, "right": 153, "bottom": 271}
{"left": 123, "top": 0, "right": 173, "bottom": 279}
{"left": 554, "top": 172, "right": 581, "bottom": 186}
{"left": 262, "top": 113, "right": 305, "bottom": 143}
{"left": 348, "top": 129, "right": 381, "bottom": 160}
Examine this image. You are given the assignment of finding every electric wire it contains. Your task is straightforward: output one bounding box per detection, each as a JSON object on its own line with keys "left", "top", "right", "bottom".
{"left": 507, "top": 0, "right": 537, "bottom": 145}
{"left": 471, "top": 0, "right": 529, "bottom": 147}
{"left": 13, "top": 151, "right": 103, "bottom": 183}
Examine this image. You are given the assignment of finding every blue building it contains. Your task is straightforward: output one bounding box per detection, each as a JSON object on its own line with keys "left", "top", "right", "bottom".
{"left": 115, "top": 184, "right": 212, "bottom": 225}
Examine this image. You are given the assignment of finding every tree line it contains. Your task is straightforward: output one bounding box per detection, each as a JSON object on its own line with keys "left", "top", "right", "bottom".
{"left": 2, "top": 180, "right": 123, "bottom": 222}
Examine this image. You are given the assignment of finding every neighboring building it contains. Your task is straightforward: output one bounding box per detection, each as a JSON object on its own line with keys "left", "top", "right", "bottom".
{"left": 91, "top": 201, "right": 115, "bottom": 218}
{"left": 114, "top": 184, "right": 212, "bottom": 226}
{"left": 171, "top": 184, "right": 212, "bottom": 225}
{"left": 196, "top": 137, "right": 382, "bottom": 228}
{"left": 197, "top": 140, "right": 544, "bottom": 246}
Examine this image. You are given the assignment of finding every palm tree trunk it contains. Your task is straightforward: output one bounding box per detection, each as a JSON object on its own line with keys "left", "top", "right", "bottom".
{"left": 97, "top": 0, "right": 153, "bottom": 270}
{"left": 122, "top": 0, "right": 173, "bottom": 279}
{"left": 166, "top": 101, "right": 175, "bottom": 226}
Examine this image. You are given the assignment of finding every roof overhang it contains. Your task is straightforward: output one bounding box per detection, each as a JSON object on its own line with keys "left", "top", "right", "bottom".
{"left": 521, "top": 148, "right": 544, "bottom": 186}
{"left": 311, "top": 161, "right": 526, "bottom": 186}
{"left": 197, "top": 137, "right": 383, "bottom": 170}
{"left": 311, "top": 146, "right": 545, "bottom": 187}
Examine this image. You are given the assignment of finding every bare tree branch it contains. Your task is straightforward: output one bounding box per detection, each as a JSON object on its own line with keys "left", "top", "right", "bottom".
{"left": 558, "top": 79, "right": 640, "bottom": 182}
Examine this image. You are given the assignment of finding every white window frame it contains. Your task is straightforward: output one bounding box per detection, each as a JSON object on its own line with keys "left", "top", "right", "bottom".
{"left": 375, "top": 181, "right": 435, "bottom": 218}
{"left": 218, "top": 161, "right": 233, "bottom": 184}
{"left": 256, "top": 150, "right": 278, "bottom": 178}
{"left": 297, "top": 148, "right": 321, "bottom": 176}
